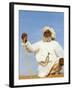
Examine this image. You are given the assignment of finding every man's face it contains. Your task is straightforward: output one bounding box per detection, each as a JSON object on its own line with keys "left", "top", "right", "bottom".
{"left": 43, "top": 30, "right": 52, "bottom": 42}
{"left": 43, "top": 30, "right": 52, "bottom": 38}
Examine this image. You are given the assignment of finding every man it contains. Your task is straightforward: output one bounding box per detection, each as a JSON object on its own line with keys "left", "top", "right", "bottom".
{"left": 21, "top": 26, "right": 64, "bottom": 77}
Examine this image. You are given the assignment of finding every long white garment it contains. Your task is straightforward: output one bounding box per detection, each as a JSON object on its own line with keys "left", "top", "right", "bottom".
{"left": 22, "top": 40, "right": 64, "bottom": 77}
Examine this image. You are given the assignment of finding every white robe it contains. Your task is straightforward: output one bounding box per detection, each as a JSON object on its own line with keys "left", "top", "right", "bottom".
{"left": 22, "top": 40, "right": 64, "bottom": 77}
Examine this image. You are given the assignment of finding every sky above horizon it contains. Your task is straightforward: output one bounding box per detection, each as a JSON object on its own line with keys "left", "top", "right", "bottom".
{"left": 19, "top": 10, "right": 64, "bottom": 76}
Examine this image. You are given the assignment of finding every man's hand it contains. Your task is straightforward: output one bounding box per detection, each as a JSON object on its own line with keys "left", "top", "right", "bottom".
{"left": 21, "top": 33, "right": 28, "bottom": 43}
{"left": 39, "top": 61, "right": 48, "bottom": 67}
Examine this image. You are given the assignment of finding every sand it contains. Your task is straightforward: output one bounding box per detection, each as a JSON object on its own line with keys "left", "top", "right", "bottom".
{"left": 19, "top": 74, "right": 64, "bottom": 79}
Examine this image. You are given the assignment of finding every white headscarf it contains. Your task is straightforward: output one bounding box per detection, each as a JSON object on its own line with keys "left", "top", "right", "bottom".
{"left": 42, "top": 26, "right": 56, "bottom": 40}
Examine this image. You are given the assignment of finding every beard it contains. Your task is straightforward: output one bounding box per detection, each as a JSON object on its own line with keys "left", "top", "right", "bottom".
{"left": 43, "top": 36, "right": 52, "bottom": 42}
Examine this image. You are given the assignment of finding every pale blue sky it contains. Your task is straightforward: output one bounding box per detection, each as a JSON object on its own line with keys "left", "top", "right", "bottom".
{"left": 19, "top": 10, "right": 64, "bottom": 76}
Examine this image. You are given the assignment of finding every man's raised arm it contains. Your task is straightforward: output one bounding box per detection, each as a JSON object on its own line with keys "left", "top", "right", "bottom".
{"left": 21, "top": 33, "right": 39, "bottom": 53}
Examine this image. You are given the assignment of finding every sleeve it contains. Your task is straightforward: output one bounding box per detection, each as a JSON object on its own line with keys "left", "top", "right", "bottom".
{"left": 54, "top": 41, "right": 64, "bottom": 58}
{"left": 22, "top": 41, "right": 39, "bottom": 53}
